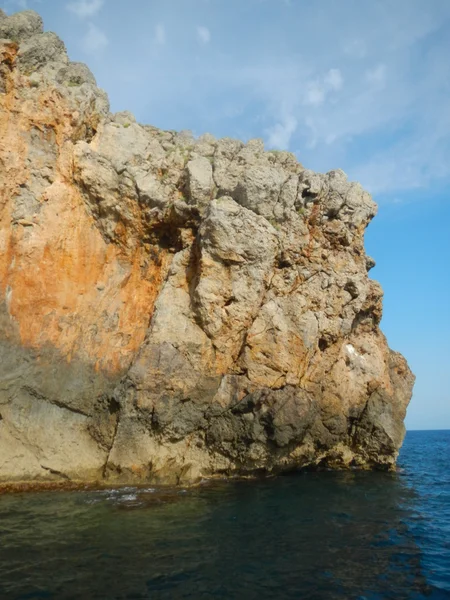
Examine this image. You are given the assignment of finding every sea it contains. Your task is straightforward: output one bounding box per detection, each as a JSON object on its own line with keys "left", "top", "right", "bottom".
{"left": 0, "top": 430, "right": 448, "bottom": 599}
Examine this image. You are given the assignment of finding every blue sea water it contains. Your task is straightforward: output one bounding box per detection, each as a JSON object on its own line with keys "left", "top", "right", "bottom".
{"left": 0, "top": 430, "right": 449, "bottom": 599}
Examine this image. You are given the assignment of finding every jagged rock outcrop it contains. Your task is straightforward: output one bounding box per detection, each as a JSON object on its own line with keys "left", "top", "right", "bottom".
{"left": 0, "top": 10, "right": 414, "bottom": 486}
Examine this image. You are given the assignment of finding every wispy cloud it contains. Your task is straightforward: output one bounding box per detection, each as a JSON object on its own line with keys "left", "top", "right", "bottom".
{"left": 325, "top": 68, "right": 343, "bottom": 91}
{"left": 302, "top": 69, "right": 343, "bottom": 107}
{"left": 154, "top": 23, "right": 166, "bottom": 46}
{"left": 66, "top": 0, "right": 450, "bottom": 198}
{"left": 82, "top": 22, "right": 108, "bottom": 54}
{"left": 67, "top": 0, "right": 103, "bottom": 19}
{"left": 197, "top": 26, "right": 211, "bottom": 44}
{"left": 365, "top": 64, "right": 387, "bottom": 89}
{"left": 352, "top": 123, "right": 450, "bottom": 194}
{"left": 266, "top": 114, "right": 298, "bottom": 149}
{"left": 304, "top": 81, "right": 325, "bottom": 106}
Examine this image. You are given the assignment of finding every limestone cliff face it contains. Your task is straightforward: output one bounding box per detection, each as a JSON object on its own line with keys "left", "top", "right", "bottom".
{"left": 0, "top": 10, "right": 414, "bottom": 486}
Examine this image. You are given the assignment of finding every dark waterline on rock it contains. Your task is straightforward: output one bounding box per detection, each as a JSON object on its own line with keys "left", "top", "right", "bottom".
{"left": 0, "top": 430, "right": 449, "bottom": 599}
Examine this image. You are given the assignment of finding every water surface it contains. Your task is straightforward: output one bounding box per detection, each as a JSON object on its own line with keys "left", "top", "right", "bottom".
{"left": 0, "top": 430, "right": 449, "bottom": 599}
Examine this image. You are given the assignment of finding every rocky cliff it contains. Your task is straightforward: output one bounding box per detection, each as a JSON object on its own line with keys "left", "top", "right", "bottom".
{"left": 0, "top": 10, "right": 414, "bottom": 486}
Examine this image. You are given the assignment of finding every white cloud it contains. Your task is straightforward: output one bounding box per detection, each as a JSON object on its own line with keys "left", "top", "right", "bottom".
{"left": 155, "top": 23, "right": 166, "bottom": 45}
{"left": 365, "top": 64, "right": 387, "bottom": 89}
{"left": 82, "top": 22, "right": 108, "bottom": 54}
{"left": 197, "top": 26, "right": 211, "bottom": 44}
{"left": 266, "top": 114, "right": 298, "bottom": 149}
{"left": 325, "top": 68, "right": 343, "bottom": 91}
{"left": 304, "top": 81, "right": 325, "bottom": 106}
{"left": 67, "top": 0, "right": 104, "bottom": 19}
{"left": 303, "top": 69, "right": 342, "bottom": 107}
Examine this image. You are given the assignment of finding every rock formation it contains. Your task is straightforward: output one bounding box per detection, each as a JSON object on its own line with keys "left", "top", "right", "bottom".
{"left": 0, "top": 10, "right": 414, "bottom": 486}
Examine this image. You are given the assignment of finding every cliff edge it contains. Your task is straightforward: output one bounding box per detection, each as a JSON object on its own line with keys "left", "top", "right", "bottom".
{"left": 0, "top": 10, "right": 414, "bottom": 486}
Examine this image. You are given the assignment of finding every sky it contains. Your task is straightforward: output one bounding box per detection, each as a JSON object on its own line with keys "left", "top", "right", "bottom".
{"left": 3, "top": 0, "right": 449, "bottom": 430}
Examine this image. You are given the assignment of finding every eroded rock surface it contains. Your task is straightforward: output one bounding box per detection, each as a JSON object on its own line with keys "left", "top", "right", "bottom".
{"left": 0, "top": 10, "right": 414, "bottom": 486}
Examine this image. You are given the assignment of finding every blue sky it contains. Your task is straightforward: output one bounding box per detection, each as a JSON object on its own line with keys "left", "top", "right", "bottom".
{"left": 3, "top": 0, "right": 449, "bottom": 430}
